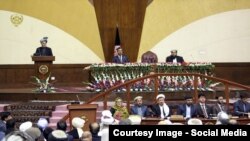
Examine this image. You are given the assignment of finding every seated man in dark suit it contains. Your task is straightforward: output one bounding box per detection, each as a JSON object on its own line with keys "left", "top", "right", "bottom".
{"left": 212, "top": 96, "right": 229, "bottom": 116}
{"left": 177, "top": 96, "right": 197, "bottom": 119}
{"left": 34, "top": 37, "right": 53, "bottom": 56}
{"left": 166, "top": 49, "right": 184, "bottom": 63}
{"left": 112, "top": 47, "right": 129, "bottom": 64}
{"left": 151, "top": 94, "right": 171, "bottom": 119}
{"left": 195, "top": 93, "right": 212, "bottom": 119}
{"left": 233, "top": 93, "right": 250, "bottom": 117}
{"left": 130, "top": 96, "right": 149, "bottom": 118}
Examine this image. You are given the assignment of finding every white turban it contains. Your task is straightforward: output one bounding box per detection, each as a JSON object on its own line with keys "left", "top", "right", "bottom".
{"left": 187, "top": 118, "right": 202, "bottom": 125}
{"left": 101, "top": 110, "right": 114, "bottom": 125}
{"left": 72, "top": 117, "right": 85, "bottom": 128}
{"left": 158, "top": 120, "right": 172, "bottom": 125}
{"left": 156, "top": 94, "right": 165, "bottom": 100}
{"left": 37, "top": 118, "right": 48, "bottom": 130}
{"left": 48, "top": 130, "right": 68, "bottom": 141}
{"left": 40, "top": 37, "right": 48, "bottom": 42}
{"left": 19, "top": 121, "right": 32, "bottom": 132}
{"left": 134, "top": 96, "right": 142, "bottom": 101}
{"left": 128, "top": 115, "right": 141, "bottom": 125}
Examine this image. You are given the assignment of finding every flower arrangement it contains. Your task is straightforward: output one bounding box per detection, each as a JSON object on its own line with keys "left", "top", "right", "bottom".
{"left": 83, "top": 62, "right": 216, "bottom": 92}
{"left": 31, "top": 73, "right": 55, "bottom": 93}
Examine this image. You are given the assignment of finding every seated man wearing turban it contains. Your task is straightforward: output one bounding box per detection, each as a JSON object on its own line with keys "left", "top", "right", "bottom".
{"left": 151, "top": 94, "right": 171, "bottom": 119}
{"left": 130, "top": 96, "right": 150, "bottom": 118}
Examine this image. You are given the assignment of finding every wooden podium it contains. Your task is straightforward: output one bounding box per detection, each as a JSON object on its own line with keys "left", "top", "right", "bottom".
{"left": 32, "top": 56, "right": 55, "bottom": 80}
{"left": 68, "top": 104, "right": 98, "bottom": 131}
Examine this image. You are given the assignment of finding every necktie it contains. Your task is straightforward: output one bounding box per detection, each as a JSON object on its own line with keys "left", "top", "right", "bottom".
{"left": 243, "top": 104, "right": 246, "bottom": 112}
{"left": 219, "top": 104, "right": 223, "bottom": 112}
{"left": 202, "top": 104, "right": 208, "bottom": 118}
{"left": 119, "top": 55, "right": 123, "bottom": 63}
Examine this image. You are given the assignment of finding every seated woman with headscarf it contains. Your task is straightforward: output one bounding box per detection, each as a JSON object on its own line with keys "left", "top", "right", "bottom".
{"left": 110, "top": 97, "right": 129, "bottom": 120}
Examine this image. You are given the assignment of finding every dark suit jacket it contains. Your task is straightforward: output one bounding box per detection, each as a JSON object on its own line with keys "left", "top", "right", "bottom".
{"left": 112, "top": 55, "right": 129, "bottom": 64}
{"left": 166, "top": 55, "right": 184, "bottom": 63}
{"left": 34, "top": 47, "right": 53, "bottom": 56}
{"left": 92, "top": 134, "right": 101, "bottom": 141}
{"left": 195, "top": 103, "right": 212, "bottom": 118}
{"left": 212, "top": 103, "right": 229, "bottom": 116}
{"left": 67, "top": 128, "right": 80, "bottom": 139}
{"left": 0, "top": 120, "right": 6, "bottom": 133}
{"left": 177, "top": 104, "right": 197, "bottom": 118}
{"left": 233, "top": 100, "right": 250, "bottom": 116}
{"left": 151, "top": 104, "right": 171, "bottom": 118}
{"left": 130, "top": 105, "right": 149, "bottom": 117}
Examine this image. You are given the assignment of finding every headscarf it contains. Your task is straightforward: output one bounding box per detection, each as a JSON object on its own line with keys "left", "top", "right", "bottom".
{"left": 112, "top": 97, "right": 129, "bottom": 120}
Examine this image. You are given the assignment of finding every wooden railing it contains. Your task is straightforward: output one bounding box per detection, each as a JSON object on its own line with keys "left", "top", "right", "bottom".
{"left": 62, "top": 73, "right": 250, "bottom": 121}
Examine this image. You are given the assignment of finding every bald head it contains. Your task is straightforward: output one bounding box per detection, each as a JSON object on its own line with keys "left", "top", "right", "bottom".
{"left": 81, "top": 131, "right": 92, "bottom": 141}
{"left": 89, "top": 122, "right": 100, "bottom": 135}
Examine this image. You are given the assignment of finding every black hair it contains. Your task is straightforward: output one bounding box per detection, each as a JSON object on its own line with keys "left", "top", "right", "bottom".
{"left": 184, "top": 95, "right": 192, "bottom": 100}
{"left": 0, "top": 112, "right": 11, "bottom": 121}
{"left": 6, "top": 118, "right": 16, "bottom": 129}
{"left": 240, "top": 92, "right": 248, "bottom": 99}
{"left": 198, "top": 93, "right": 205, "bottom": 98}
{"left": 56, "top": 120, "right": 67, "bottom": 131}
{"left": 43, "top": 127, "right": 53, "bottom": 140}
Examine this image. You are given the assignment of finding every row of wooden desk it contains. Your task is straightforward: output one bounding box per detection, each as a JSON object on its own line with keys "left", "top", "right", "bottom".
{"left": 141, "top": 117, "right": 250, "bottom": 125}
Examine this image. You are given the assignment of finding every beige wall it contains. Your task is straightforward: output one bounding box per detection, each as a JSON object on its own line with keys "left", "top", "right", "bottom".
{"left": 0, "top": 0, "right": 103, "bottom": 64}
{"left": 139, "top": 0, "right": 250, "bottom": 62}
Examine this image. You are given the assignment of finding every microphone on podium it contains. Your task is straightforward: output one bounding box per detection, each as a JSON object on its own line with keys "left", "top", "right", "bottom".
{"left": 71, "top": 94, "right": 82, "bottom": 104}
{"left": 76, "top": 94, "right": 80, "bottom": 103}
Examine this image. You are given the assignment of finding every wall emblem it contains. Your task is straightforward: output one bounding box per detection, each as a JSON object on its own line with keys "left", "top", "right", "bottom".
{"left": 39, "top": 65, "right": 49, "bottom": 75}
{"left": 10, "top": 14, "right": 23, "bottom": 27}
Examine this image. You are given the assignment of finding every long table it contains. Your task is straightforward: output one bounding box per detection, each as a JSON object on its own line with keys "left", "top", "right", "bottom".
{"left": 141, "top": 117, "right": 250, "bottom": 125}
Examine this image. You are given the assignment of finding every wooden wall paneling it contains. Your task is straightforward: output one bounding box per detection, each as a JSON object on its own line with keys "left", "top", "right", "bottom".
{"left": 93, "top": 0, "right": 148, "bottom": 62}
{"left": 118, "top": 0, "right": 148, "bottom": 62}
{"left": 101, "top": 28, "right": 116, "bottom": 63}
{"left": 93, "top": 0, "right": 118, "bottom": 62}
{"left": 214, "top": 63, "right": 250, "bottom": 85}
{"left": 0, "top": 69, "right": 6, "bottom": 84}
{"left": 52, "top": 64, "right": 90, "bottom": 86}
{"left": 0, "top": 63, "right": 250, "bottom": 89}
{"left": 120, "top": 28, "right": 142, "bottom": 62}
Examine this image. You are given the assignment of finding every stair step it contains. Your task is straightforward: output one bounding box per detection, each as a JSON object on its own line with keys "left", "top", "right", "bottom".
{"left": 49, "top": 117, "right": 62, "bottom": 123}
{"left": 52, "top": 111, "right": 68, "bottom": 117}
{"left": 55, "top": 104, "right": 68, "bottom": 111}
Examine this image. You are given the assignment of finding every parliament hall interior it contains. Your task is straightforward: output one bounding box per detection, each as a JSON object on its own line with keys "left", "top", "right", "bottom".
{"left": 1, "top": 0, "right": 250, "bottom": 141}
